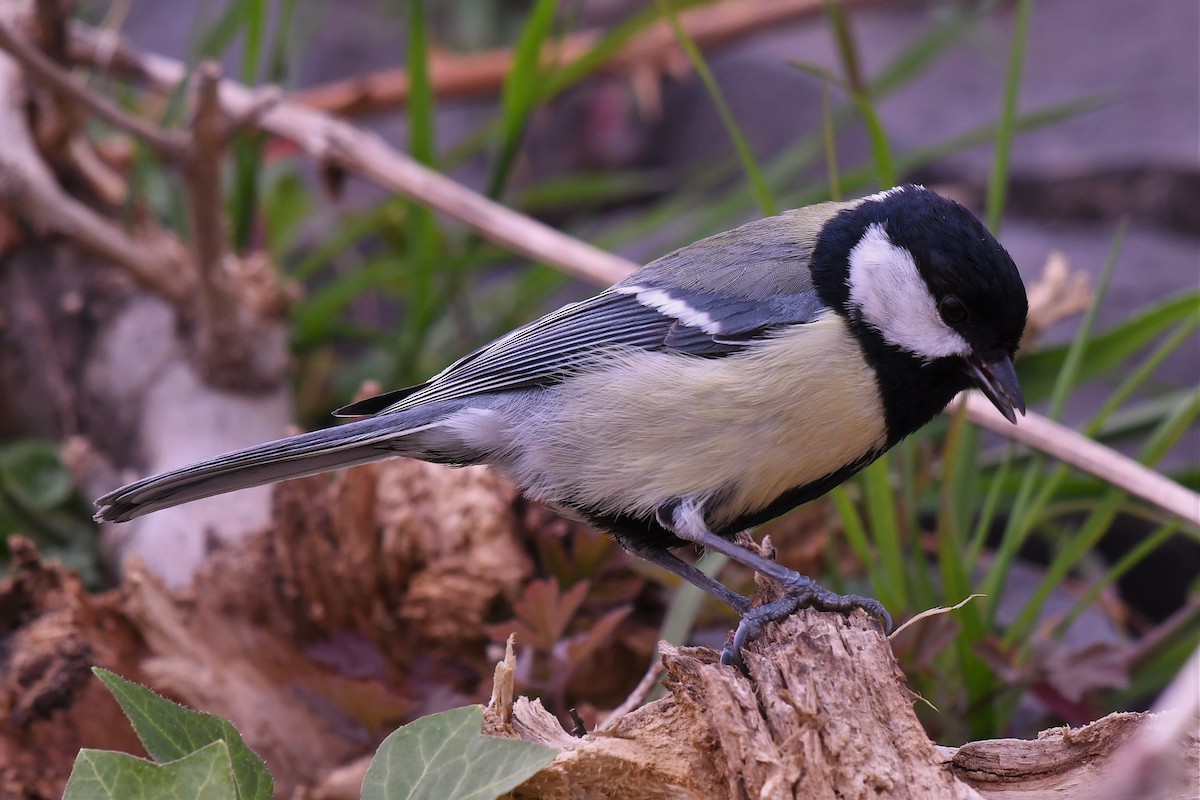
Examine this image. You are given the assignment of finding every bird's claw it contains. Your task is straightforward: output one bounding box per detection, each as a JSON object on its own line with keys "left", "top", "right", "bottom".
{"left": 719, "top": 582, "right": 891, "bottom": 671}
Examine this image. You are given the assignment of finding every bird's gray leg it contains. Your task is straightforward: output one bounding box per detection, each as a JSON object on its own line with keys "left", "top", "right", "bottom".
{"left": 659, "top": 499, "right": 891, "bottom": 668}
{"left": 623, "top": 541, "right": 753, "bottom": 615}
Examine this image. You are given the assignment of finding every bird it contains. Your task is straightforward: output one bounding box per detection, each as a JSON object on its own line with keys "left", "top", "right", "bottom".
{"left": 95, "top": 184, "right": 1028, "bottom": 665}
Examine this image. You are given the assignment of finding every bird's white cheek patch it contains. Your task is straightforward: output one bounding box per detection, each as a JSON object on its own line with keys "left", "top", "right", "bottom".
{"left": 846, "top": 223, "right": 970, "bottom": 361}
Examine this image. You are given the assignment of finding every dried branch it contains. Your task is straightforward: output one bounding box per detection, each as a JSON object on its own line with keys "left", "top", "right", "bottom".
{"left": 184, "top": 62, "right": 227, "bottom": 282}
{"left": 943, "top": 710, "right": 1198, "bottom": 799}
{"left": 64, "top": 24, "right": 1199, "bottom": 522}
{"left": 181, "top": 60, "right": 264, "bottom": 386}
{"left": 292, "top": 0, "right": 887, "bottom": 117}
{"left": 0, "top": 16, "right": 186, "bottom": 158}
{"left": 1097, "top": 644, "right": 1200, "bottom": 799}
{"left": 64, "top": 134, "right": 128, "bottom": 205}
{"left": 72, "top": 27, "right": 634, "bottom": 287}
{"left": 0, "top": 19, "right": 191, "bottom": 303}
{"left": 0, "top": 13, "right": 292, "bottom": 389}
{"left": 953, "top": 394, "right": 1200, "bottom": 528}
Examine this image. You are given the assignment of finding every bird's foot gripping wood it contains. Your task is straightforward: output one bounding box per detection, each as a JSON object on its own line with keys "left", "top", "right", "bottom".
{"left": 658, "top": 498, "right": 891, "bottom": 670}
{"left": 721, "top": 582, "right": 890, "bottom": 669}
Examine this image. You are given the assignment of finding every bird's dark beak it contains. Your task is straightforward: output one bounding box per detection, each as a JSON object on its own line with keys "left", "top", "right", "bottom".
{"left": 966, "top": 352, "right": 1025, "bottom": 425}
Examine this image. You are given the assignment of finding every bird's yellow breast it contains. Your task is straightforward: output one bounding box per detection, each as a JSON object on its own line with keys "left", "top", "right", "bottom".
{"left": 510, "top": 312, "right": 888, "bottom": 526}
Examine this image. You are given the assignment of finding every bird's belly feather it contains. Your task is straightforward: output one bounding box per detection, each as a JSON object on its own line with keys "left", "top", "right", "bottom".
{"left": 456, "top": 313, "right": 888, "bottom": 530}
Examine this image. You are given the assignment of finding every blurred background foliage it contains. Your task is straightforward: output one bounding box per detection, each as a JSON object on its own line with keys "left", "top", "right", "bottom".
{"left": 4, "top": 0, "right": 1196, "bottom": 745}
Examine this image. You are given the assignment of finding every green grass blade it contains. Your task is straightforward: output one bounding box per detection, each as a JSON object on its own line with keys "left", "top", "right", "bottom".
{"left": 981, "top": 224, "right": 1124, "bottom": 622}
{"left": 937, "top": 408, "right": 982, "bottom": 624}
{"left": 192, "top": 1, "right": 249, "bottom": 64}
{"left": 824, "top": 0, "right": 895, "bottom": 186}
{"left": 1003, "top": 389, "right": 1199, "bottom": 648}
{"left": 227, "top": 0, "right": 268, "bottom": 251}
{"left": 821, "top": 83, "right": 842, "bottom": 199}
{"left": 851, "top": 93, "right": 896, "bottom": 187}
{"left": 1017, "top": 290, "right": 1200, "bottom": 403}
{"left": 985, "top": 0, "right": 1033, "bottom": 232}
{"left": 966, "top": 442, "right": 1014, "bottom": 565}
{"left": 1054, "top": 521, "right": 1181, "bottom": 637}
{"left": 267, "top": 0, "right": 301, "bottom": 86}
{"left": 542, "top": 0, "right": 715, "bottom": 98}
{"left": 863, "top": 458, "right": 908, "bottom": 611}
{"left": 487, "top": 0, "right": 560, "bottom": 200}
{"left": 656, "top": 0, "right": 776, "bottom": 215}
{"left": 239, "top": 0, "right": 267, "bottom": 84}
{"left": 830, "top": 487, "right": 874, "bottom": 581}
{"left": 1137, "top": 387, "right": 1200, "bottom": 466}
{"left": 869, "top": 1, "right": 989, "bottom": 97}
{"left": 1084, "top": 319, "right": 1200, "bottom": 436}
{"left": 1047, "top": 224, "right": 1127, "bottom": 421}
{"left": 406, "top": 0, "right": 439, "bottom": 262}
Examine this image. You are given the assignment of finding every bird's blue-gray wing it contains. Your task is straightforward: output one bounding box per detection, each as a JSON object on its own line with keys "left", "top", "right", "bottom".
{"left": 337, "top": 282, "right": 828, "bottom": 417}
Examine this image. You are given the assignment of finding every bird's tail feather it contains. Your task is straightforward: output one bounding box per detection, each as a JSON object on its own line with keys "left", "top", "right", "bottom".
{"left": 94, "top": 414, "right": 434, "bottom": 523}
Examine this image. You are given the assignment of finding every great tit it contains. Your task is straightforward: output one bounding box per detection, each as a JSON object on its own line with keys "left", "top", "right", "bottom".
{"left": 94, "top": 184, "right": 1028, "bottom": 663}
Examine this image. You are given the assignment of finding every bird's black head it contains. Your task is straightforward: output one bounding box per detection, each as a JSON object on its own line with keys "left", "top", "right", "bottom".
{"left": 811, "top": 185, "right": 1029, "bottom": 435}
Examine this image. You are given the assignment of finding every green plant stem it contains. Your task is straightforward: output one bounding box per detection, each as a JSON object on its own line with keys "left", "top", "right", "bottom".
{"left": 487, "top": 0, "right": 560, "bottom": 200}
{"left": 981, "top": 225, "right": 1125, "bottom": 625}
{"left": 821, "top": 82, "right": 841, "bottom": 199}
{"left": 1004, "top": 389, "right": 1200, "bottom": 649}
{"left": 864, "top": 458, "right": 908, "bottom": 612}
{"left": 1055, "top": 521, "right": 1181, "bottom": 637}
{"left": 823, "top": 0, "right": 896, "bottom": 186}
{"left": 985, "top": 0, "right": 1034, "bottom": 233}
{"left": 406, "top": 0, "right": 438, "bottom": 262}
{"left": 657, "top": 0, "right": 776, "bottom": 215}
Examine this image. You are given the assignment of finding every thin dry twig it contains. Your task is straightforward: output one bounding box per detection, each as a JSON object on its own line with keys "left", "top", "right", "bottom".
{"left": 182, "top": 60, "right": 260, "bottom": 384}
{"left": 889, "top": 593, "right": 985, "bottom": 641}
{"left": 64, "top": 23, "right": 1200, "bottom": 526}
{"left": 597, "top": 658, "right": 665, "bottom": 732}
{"left": 0, "top": 14, "right": 291, "bottom": 388}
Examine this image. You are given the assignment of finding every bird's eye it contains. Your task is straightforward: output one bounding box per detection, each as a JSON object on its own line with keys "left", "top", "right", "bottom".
{"left": 939, "top": 295, "right": 969, "bottom": 326}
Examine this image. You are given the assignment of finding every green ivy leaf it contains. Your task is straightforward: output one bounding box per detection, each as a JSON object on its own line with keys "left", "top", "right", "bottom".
{"left": 361, "top": 705, "right": 557, "bottom": 800}
{"left": 63, "top": 740, "right": 238, "bottom": 800}
{"left": 0, "top": 440, "right": 72, "bottom": 511}
{"left": 93, "top": 669, "right": 273, "bottom": 800}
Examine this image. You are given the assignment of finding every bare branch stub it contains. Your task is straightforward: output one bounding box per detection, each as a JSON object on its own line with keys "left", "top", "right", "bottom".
{"left": 181, "top": 61, "right": 290, "bottom": 389}
{"left": 184, "top": 61, "right": 228, "bottom": 284}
